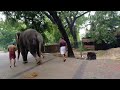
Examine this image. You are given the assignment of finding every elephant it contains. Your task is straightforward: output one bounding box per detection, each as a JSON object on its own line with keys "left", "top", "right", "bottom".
{"left": 16, "top": 29, "right": 44, "bottom": 65}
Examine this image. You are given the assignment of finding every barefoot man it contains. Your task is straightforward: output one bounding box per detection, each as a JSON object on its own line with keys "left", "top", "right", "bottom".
{"left": 59, "top": 37, "right": 67, "bottom": 62}
{"left": 8, "top": 43, "right": 17, "bottom": 68}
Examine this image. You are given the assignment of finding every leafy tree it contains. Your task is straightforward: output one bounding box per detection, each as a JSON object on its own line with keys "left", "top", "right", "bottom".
{"left": 43, "top": 11, "right": 89, "bottom": 57}
{"left": 86, "top": 11, "right": 120, "bottom": 46}
{"left": 3, "top": 11, "right": 89, "bottom": 57}
{"left": 0, "top": 20, "right": 25, "bottom": 49}
{"left": 3, "top": 11, "right": 47, "bottom": 33}
{"left": 44, "top": 18, "right": 61, "bottom": 44}
{"left": 48, "top": 11, "right": 75, "bottom": 57}
{"left": 3, "top": 12, "right": 54, "bottom": 44}
{"left": 60, "top": 11, "right": 90, "bottom": 48}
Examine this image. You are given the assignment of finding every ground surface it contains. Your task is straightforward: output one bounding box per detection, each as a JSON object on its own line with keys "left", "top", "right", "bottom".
{"left": 1, "top": 48, "right": 120, "bottom": 79}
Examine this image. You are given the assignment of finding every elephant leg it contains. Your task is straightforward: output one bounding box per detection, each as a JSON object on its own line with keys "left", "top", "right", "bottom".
{"left": 30, "top": 51, "right": 42, "bottom": 65}
{"left": 41, "top": 53, "right": 44, "bottom": 58}
{"left": 37, "top": 49, "right": 44, "bottom": 59}
{"left": 21, "top": 49, "right": 28, "bottom": 64}
{"left": 37, "top": 51, "right": 42, "bottom": 65}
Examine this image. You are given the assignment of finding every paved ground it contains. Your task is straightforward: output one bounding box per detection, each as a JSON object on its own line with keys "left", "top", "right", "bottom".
{"left": 1, "top": 51, "right": 120, "bottom": 79}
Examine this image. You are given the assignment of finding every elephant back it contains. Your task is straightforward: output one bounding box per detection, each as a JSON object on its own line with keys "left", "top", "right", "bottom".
{"left": 20, "top": 29, "right": 43, "bottom": 46}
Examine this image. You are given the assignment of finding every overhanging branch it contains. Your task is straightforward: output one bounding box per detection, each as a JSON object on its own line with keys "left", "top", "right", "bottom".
{"left": 76, "top": 11, "right": 91, "bottom": 19}
{"left": 42, "top": 11, "right": 56, "bottom": 24}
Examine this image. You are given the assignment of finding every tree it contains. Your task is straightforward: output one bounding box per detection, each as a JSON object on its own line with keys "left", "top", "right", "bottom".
{"left": 43, "top": 18, "right": 61, "bottom": 44}
{"left": 3, "top": 11, "right": 52, "bottom": 42}
{"left": 60, "top": 11, "right": 90, "bottom": 48}
{"left": 3, "top": 11, "right": 48, "bottom": 32}
{"left": 48, "top": 11, "right": 75, "bottom": 57}
{"left": 0, "top": 19, "right": 25, "bottom": 49}
{"left": 3, "top": 11, "right": 75, "bottom": 57}
{"left": 86, "top": 11, "right": 120, "bottom": 46}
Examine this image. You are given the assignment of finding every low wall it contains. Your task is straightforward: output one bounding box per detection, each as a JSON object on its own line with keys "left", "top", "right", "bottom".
{"left": 44, "top": 44, "right": 59, "bottom": 53}
{"left": 84, "top": 45, "right": 95, "bottom": 50}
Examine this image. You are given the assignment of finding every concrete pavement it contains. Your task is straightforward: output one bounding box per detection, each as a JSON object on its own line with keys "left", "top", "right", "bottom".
{"left": 1, "top": 51, "right": 120, "bottom": 79}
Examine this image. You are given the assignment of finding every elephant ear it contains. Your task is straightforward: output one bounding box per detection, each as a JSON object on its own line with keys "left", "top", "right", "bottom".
{"left": 16, "top": 32, "right": 21, "bottom": 41}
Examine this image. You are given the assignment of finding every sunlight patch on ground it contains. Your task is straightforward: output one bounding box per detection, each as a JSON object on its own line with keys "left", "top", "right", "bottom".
{"left": 22, "top": 72, "right": 39, "bottom": 79}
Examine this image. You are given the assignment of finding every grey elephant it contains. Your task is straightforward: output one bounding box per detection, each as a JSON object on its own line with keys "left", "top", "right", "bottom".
{"left": 16, "top": 29, "right": 44, "bottom": 65}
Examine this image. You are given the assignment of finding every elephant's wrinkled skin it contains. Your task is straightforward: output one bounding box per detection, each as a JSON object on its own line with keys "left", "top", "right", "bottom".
{"left": 16, "top": 29, "right": 44, "bottom": 65}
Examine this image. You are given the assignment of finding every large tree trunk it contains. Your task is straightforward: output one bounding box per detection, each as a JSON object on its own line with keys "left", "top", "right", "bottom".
{"left": 70, "top": 26, "right": 78, "bottom": 48}
{"left": 73, "top": 26, "right": 78, "bottom": 48}
{"left": 48, "top": 11, "right": 75, "bottom": 57}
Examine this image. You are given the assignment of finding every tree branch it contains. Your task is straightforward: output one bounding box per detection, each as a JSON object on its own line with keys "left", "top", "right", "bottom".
{"left": 64, "top": 24, "right": 68, "bottom": 28}
{"left": 42, "top": 11, "right": 56, "bottom": 24}
{"left": 76, "top": 11, "right": 90, "bottom": 19}
{"left": 70, "top": 11, "right": 91, "bottom": 30}
{"left": 65, "top": 17, "right": 71, "bottom": 28}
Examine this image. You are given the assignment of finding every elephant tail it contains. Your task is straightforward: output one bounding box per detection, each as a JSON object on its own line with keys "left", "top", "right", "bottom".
{"left": 17, "top": 44, "right": 20, "bottom": 60}
{"left": 16, "top": 32, "right": 21, "bottom": 60}
{"left": 38, "top": 41, "right": 45, "bottom": 58}
{"left": 36, "top": 33, "right": 44, "bottom": 57}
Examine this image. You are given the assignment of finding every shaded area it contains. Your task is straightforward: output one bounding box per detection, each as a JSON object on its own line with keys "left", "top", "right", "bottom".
{"left": 72, "top": 61, "right": 89, "bottom": 79}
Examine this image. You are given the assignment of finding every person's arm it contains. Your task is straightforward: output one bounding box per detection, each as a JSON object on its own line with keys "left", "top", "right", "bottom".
{"left": 14, "top": 46, "right": 17, "bottom": 51}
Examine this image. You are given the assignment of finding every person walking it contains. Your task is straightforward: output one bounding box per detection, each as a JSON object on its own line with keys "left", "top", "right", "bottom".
{"left": 8, "top": 43, "right": 17, "bottom": 68}
{"left": 59, "top": 37, "right": 67, "bottom": 62}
